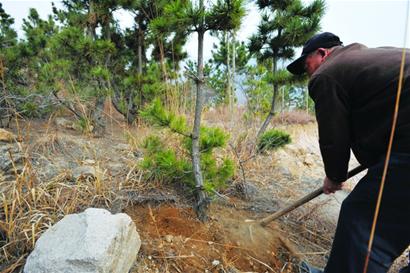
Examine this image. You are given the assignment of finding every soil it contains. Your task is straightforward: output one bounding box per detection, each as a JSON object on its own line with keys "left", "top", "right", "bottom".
{"left": 126, "top": 202, "right": 298, "bottom": 273}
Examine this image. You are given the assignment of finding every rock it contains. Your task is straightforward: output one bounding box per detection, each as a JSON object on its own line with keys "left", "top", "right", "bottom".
{"left": 0, "top": 144, "right": 24, "bottom": 175}
{"left": 24, "top": 208, "right": 141, "bottom": 273}
{"left": 229, "top": 181, "right": 280, "bottom": 212}
{"left": 107, "top": 162, "right": 123, "bottom": 176}
{"left": 234, "top": 181, "right": 259, "bottom": 200}
{"left": 245, "top": 196, "right": 279, "bottom": 213}
{"left": 72, "top": 166, "right": 96, "bottom": 180}
{"left": 0, "top": 128, "right": 16, "bottom": 142}
{"left": 110, "top": 198, "right": 124, "bottom": 214}
{"left": 300, "top": 176, "right": 322, "bottom": 188}
{"left": 226, "top": 266, "right": 241, "bottom": 273}
{"left": 83, "top": 159, "right": 96, "bottom": 165}
{"left": 115, "top": 143, "right": 132, "bottom": 151}
{"left": 30, "top": 153, "right": 77, "bottom": 182}
{"left": 303, "top": 153, "right": 316, "bottom": 166}
{"left": 54, "top": 117, "right": 75, "bottom": 130}
{"left": 164, "top": 235, "right": 173, "bottom": 243}
{"left": 285, "top": 144, "right": 304, "bottom": 155}
{"left": 276, "top": 166, "right": 292, "bottom": 178}
{"left": 133, "top": 150, "right": 144, "bottom": 159}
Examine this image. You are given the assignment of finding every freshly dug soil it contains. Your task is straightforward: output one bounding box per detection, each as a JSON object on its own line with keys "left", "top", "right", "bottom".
{"left": 127, "top": 203, "right": 298, "bottom": 272}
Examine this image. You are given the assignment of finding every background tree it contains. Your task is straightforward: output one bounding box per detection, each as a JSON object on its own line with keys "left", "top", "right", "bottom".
{"left": 208, "top": 32, "right": 250, "bottom": 105}
{"left": 0, "top": 3, "right": 19, "bottom": 126}
{"left": 121, "top": 0, "right": 181, "bottom": 80}
{"left": 51, "top": 0, "right": 121, "bottom": 133}
{"left": 20, "top": 9, "right": 59, "bottom": 114}
{"left": 242, "top": 64, "right": 272, "bottom": 116}
{"left": 249, "top": 0, "right": 325, "bottom": 138}
{"left": 105, "top": 0, "right": 189, "bottom": 123}
{"left": 1, "top": 7, "right": 60, "bottom": 123}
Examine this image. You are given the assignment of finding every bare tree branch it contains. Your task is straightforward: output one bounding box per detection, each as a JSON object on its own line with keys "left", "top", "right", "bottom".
{"left": 52, "top": 91, "right": 83, "bottom": 119}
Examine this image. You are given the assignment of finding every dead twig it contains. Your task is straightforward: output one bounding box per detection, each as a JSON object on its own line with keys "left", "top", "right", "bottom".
{"left": 247, "top": 255, "right": 276, "bottom": 272}
{"left": 152, "top": 254, "right": 195, "bottom": 259}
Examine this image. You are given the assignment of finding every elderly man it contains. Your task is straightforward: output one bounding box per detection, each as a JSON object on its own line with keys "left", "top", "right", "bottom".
{"left": 287, "top": 32, "right": 410, "bottom": 273}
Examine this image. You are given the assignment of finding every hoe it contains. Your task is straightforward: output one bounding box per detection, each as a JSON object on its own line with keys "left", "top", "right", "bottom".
{"left": 258, "top": 165, "right": 366, "bottom": 226}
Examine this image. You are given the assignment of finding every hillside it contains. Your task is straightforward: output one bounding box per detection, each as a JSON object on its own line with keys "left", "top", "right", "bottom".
{"left": 0, "top": 109, "right": 407, "bottom": 273}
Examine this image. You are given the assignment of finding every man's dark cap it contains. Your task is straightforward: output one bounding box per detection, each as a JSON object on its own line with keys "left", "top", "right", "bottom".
{"left": 287, "top": 32, "right": 343, "bottom": 75}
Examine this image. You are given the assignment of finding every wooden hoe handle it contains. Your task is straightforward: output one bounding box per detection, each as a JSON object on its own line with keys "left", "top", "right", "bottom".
{"left": 259, "top": 165, "right": 366, "bottom": 227}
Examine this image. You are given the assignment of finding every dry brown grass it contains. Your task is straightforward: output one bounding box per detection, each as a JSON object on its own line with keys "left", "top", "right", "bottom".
{"left": 272, "top": 110, "right": 316, "bottom": 125}
{"left": 0, "top": 115, "right": 154, "bottom": 272}
{"left": 0, "top": 155, "right": 118, "bottom": 271}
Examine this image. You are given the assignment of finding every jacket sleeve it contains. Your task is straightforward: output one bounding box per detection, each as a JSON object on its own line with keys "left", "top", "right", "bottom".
{"left": 308, "top": 74, "right": 351, "bottom": 183}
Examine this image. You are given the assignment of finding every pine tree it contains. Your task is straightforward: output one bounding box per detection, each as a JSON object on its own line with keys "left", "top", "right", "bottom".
{"left": 243, "top": 64, "right": 272, "bottom": 116}
{"left": 53, "top": 0, "right": 120, "bottom": 134}
{"left": 249, "top": 0, "right": 325, "bottom": 138}
{"left": 0, "top": 4, "right": 18, "bottom": 55}
{"left": 122, "top": 0, "right": 166, "bottom": 79}
{"left": 0, "top": 3, "right": 19, "bottom": 126}
{"left": 208, "top": 32, "right": 250, "bottom": 105}
{"left": 106, "top": 0, "right": 189, "bottom": 123}
{"left": 152, "top": 0, "right": 246, "bottom": 221}
{"left": 140, "top": 99, "right": 235, "bottom": 193}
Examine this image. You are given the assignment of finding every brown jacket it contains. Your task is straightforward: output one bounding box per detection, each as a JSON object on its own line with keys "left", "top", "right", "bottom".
{"left": 308, "top": 43, "right": 410, "bottom": 182}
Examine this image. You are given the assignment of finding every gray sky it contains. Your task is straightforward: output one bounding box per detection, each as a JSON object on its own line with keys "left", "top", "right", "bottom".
{"left": 2, "top": 0, "right": 410, "bottom": 62}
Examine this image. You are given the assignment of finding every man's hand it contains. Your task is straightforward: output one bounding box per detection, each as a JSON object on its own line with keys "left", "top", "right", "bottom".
{"left": 323, "top": 176, "right": 344, "bottom": 194}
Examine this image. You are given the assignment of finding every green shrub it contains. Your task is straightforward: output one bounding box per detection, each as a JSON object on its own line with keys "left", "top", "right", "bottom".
{"left": 20, "top": 101, "right": 39, "bottom": 117}
{"left": 257, "top": 129, "right": 291, "bottom": 152}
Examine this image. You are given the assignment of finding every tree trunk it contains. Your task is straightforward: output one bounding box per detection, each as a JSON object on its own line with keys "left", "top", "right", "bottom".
{"left": 111, "top": 88, "right": 137, "bottom": 124}
{"left": 111, "top": 22, "right": 143, "bottom": 125}
{"left": 92, "top": 95, "right": 106, "bottom": 136}
{"left": 157, "top": 38, "right": 168, "bottom": 81}
{"left": 0, "top": 58, "right": 12, "bottom": 127}
{"left": 192, "top": 0, "right": 209, "bottom": 221}
{"left": 137, "top": 28, "right": 143, "bottom": 75}
{"left": 257, "top": 57, "right": 278, "bottom": 138}
{"left": 232, "top": 32, "right": 236, "bottom": 107}
{"left": 86, "top": 1, "right": 97, "bottom": 39}
{"left": 226, "top": 31, "right": 232, "bottom": 108}
{"left": 281, "top": 86, "right": 284, "bottom": 112}
{"left": 84, "top": 0, "right": 106, "bottom": 135}
{"left": 92, "top": 5, "right": 113, "bottom": 136}
{"left": 281, "top": 86, "right": 284, "bottom": 123}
